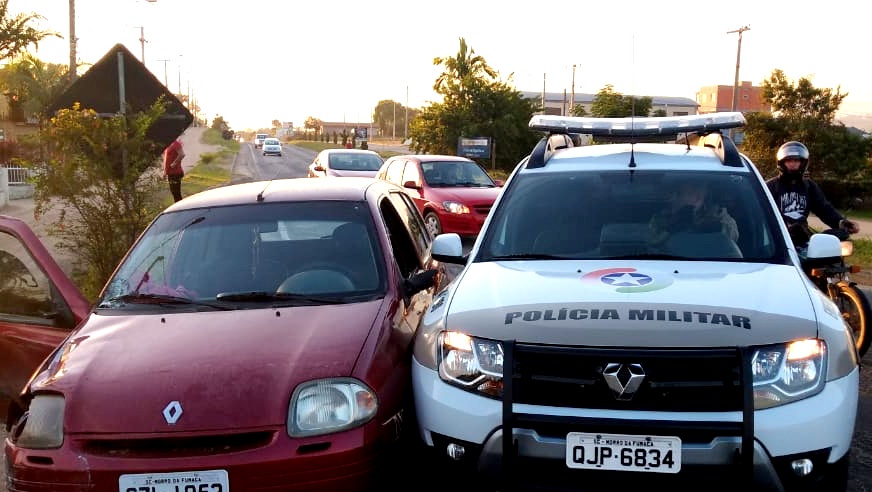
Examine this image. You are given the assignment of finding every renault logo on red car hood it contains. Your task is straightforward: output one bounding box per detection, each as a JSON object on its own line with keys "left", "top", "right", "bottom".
{"left": 163, "top": 400, "right": 183, "bottom": 424}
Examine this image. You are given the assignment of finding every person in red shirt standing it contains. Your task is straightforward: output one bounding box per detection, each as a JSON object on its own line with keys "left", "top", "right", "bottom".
{"left": 163, "top": 138, "right": 186, "bottom": 202}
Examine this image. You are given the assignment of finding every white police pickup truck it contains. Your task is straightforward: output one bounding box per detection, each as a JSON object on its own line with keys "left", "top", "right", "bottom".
{"left": 412, "top": 113, "right": 860, "bottom": 491}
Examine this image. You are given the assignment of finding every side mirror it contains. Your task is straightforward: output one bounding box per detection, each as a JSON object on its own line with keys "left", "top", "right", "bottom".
{"left": 432, "top": 233, "right": 466, "bottom": 265}
{"left": 403, "top": 180, "right": 422, "bottom": 190}
{"left": 805, "top": 233, "right": 842, "bottom": 261}
{"left": 494, "top": 179, "right": 505, "bottom": 187}
{"left": 314, "top": 165, "right": 325, "bottom": 172}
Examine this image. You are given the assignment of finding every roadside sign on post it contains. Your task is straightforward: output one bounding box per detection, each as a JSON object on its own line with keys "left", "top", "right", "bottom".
{"left": 45, "top": 43, "right": 192, "bottom": 151}
{"left": 457, "top": 136, "right": 491, "bottom": 159}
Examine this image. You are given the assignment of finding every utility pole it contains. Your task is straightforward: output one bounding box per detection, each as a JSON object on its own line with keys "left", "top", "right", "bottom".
{"left": 541, "top": 73, "right": 546, "bottom": 112}
{"left": 68, "top": 0, "right": 77, "bottom": 83}
{"left": 136, "top": 26, "right": 147, "bottom": 63}
{"left": 158, "top": 58, "right": 170, "bottom": 87}
{"left": 392, "top": 100, "right": 396, "bottom": 140}
{"left": 570, "top": 64, "right": 576, "bottom": 113}
{"left": 727, "top": 25, "right": 750, "bottom": 113}
{"left": 404, "top": 85, "right": 409, "bottom": 140}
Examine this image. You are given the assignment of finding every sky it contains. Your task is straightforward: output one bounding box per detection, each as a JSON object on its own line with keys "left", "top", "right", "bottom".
{"left": 11, "top": 0, "right": 872, "bottom": 131}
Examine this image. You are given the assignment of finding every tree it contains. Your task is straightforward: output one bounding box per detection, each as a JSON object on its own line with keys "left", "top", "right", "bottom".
{"left": 373, "top": 99, "right": 414, "bottom": 138}
{"left": 304, "top": 116, "right": 322, "bottom": 136}
{"left": 433, "top": 37, "right": 498, "bottom": 105}
{"left": 761, "top": 69, "right": 846, "bottom": 123}
{"left": 741, "top": 70, "right": 872, "bottom": 203}
{"left": 211, "top": 115, "right": 230, "bottom": 132}
{"left": 0, "top": 54, "right": 69, "bottom": 123}
{"left": 21, "top": 100, "right": 169, "bottom": 299}
{"left": 0, "top": 0, "right": 60, "bottom": 62}
{"left": 570, "top": 105, "right": 587, "bottom": 117}
{"left": 411, "top": 39, "right": 539, "bottom": 170}
{"left": 590, "top": 84, "right": 652, "bottom": 117}
{"left": 272, "top": 119, "right": 281, "bottom": 128}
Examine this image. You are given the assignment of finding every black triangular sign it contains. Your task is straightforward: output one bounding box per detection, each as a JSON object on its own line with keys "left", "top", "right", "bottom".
{"left": 45, "top": 43, "right": 193, "bottom": 150}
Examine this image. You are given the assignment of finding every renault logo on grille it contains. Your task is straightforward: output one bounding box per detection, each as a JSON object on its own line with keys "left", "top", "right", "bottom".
{"left": 163, "top": 401, "right": 183, "bottom": 424}
{"left": 603, "top": 363, "right": 645, "bottom": 401}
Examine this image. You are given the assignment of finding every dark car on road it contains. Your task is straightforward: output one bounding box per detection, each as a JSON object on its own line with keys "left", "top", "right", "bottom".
{"left": 2, "top": 177, "right": 445, "bottom": 491}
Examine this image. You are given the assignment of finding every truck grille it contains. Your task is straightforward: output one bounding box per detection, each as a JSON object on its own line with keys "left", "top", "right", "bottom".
{"left": 510, "top": 344, "right": 743, "bottom": 412}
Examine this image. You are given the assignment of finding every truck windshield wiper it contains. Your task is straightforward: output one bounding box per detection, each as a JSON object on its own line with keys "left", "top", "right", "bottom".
{"left": 215, "top": 291, "right": 351, "bottom": 305}
{"left": 489, "top": 253, "right": 573, "bottom": 260}
{"left": 102, "top": 293, "right": 232, "bottom": 310}
{"left": 599, "top": 253, "right": 692, "bottom": 260}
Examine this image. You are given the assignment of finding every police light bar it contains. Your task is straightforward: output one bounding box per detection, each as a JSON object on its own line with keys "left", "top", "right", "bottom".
{"left": 528, "top": 112, "right": 746, "bottom": 137}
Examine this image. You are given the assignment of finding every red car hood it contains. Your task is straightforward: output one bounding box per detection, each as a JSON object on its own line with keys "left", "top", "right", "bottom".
{"left": 43, "top": 301, "right": 383, "bottom": 434}
{"left": 426, "top": 185, "right": 501, "bottom": 206}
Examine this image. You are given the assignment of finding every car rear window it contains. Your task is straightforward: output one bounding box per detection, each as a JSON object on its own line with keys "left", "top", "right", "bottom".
{"left": 329, "top": 153, "right": 384, "bottom": 171}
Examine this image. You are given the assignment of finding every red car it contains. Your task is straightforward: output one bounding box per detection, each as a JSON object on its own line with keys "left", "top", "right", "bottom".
{"left": 3, "top": 177, "right": 444, "bottom": 491}
{"left": 0, "top": 216, "right": 90, "bottom": 414}
{"left": 376, "top": 155, "right": 503, "bottom": 239}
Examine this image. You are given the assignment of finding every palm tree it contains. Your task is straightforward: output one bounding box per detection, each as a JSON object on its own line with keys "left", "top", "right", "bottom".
{"left": 0, "top": 53, "right": 69, "bottom": 123}
{"left": 0, "top": 0, "right": 60, "bottom": 62}
{"left": 432, "top": 37, "right": 498, "bottom": 102}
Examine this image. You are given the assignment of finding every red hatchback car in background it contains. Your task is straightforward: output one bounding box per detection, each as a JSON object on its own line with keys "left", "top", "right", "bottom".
{"left": 2, "top": 177, "right": 444, "bottom": 492}
{"left": 376, "top": 155, "right": 503, "bottom": 239}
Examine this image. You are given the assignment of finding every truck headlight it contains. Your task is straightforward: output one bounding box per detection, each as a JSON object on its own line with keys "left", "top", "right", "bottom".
{"left": 14, "top": 394, "right": 65, "bottom": 449}
{"left": 438, "top": 331, "right": 503, "bottom": 397}
{"left": 288, "top": 378, "right": 377, "bottom": 437}
{"left": 752, "top": 339, "right": 826, "bottom": 409}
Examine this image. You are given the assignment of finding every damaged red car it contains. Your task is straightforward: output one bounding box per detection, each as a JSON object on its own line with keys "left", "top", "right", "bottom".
{"left": 2, "top": 177, "right": 443, "bottom": 491}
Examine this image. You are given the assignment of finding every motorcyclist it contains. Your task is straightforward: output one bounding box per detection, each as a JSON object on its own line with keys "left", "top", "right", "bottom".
{"left": 765, "top": 141, "right": 859, "bottom": 250}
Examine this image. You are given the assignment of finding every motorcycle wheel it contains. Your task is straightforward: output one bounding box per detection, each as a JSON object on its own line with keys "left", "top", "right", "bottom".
{"left": 834, "top": 282, "right": 872, "bottom": 358}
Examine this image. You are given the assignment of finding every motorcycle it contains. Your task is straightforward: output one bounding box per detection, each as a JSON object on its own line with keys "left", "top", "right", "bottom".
{"left": 804, "top": 228, "right": 871, "bottom": 358}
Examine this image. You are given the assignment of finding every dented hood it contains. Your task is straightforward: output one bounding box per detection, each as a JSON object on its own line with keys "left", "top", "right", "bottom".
{"left": 33, "top": 301, "right": 382, "bottom": 434}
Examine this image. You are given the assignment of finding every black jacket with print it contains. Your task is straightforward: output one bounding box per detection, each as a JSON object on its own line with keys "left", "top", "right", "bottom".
{"left": 766, "top": 174, "right": 844, "bottom": 245}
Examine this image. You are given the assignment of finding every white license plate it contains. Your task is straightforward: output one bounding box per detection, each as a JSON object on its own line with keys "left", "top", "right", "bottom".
{"left": 565, "top": 432, "right": 681, "bottom": 473}
{"left": 119, "top": 469, "right": 229, "bottom": 492}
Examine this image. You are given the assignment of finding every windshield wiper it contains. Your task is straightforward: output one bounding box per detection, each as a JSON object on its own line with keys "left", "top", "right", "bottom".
{"left": 102, "top": 293, "right": 232, "bottom": 310}
{"left": 215, "top": 291, "right": 351, "bottom": 305}
{"left": 599, "top": 253, "right": 692, "bottom": 260}
{"left": 489, "top": 253, "right": 574, "bottom": 260}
